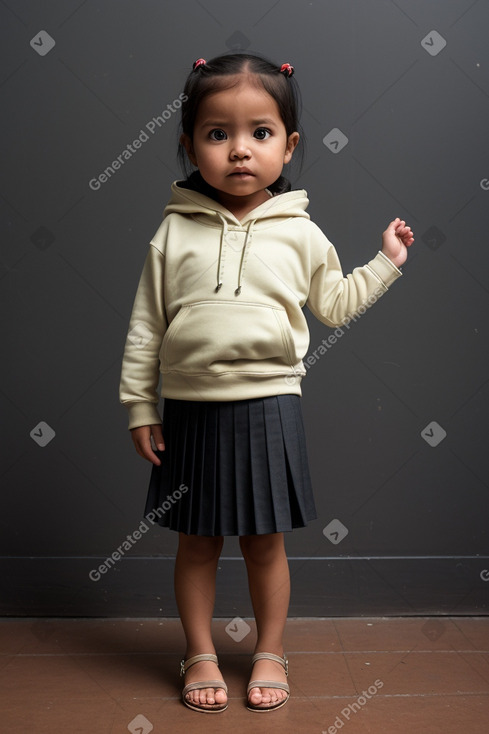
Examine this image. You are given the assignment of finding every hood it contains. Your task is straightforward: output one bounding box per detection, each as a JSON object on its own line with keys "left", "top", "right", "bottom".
{"left": 164, "top": 180, "right": 310, "bottom": 226}
{"left": 163, "top": 180, "right": 311, "bottom": 295}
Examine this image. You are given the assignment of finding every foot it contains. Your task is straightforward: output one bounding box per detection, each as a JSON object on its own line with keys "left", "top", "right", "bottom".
{"left": 248, "top": 653, "right": 288, "bottom": 709}
{"left": 183, "top": 657, "right": 228, "bottom": 709}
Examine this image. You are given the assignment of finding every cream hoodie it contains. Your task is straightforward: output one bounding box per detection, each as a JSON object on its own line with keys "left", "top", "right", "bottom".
{"left": 119, "top": 181, "right": 402, "bottom": 429}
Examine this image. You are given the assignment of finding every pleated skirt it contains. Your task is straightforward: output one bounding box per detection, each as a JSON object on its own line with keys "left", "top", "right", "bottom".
{"left": 144, "top": 394, "right": 317, "bottom": 536}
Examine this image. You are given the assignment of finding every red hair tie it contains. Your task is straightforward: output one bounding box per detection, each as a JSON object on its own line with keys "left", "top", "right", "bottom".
{"left": 193, "top": 58, "right": 206, "bottom": 70}
{"left": 280, "top": 63, "right": 294, "bottom": 78}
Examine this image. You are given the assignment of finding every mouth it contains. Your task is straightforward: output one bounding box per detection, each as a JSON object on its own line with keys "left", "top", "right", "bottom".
{"left": 228, "top": 168, "right": 254, "bottom": 178}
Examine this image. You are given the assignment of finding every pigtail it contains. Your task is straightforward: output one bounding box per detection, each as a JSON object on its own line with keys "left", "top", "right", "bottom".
{"left": 178, "top": 170, "right": 219, "bottom": 198}
{"left": 268, "top": 176, "right": 292, "bottom": 195}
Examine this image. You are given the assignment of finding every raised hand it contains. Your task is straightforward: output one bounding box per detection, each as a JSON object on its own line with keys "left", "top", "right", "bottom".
{"left": 381, "top": 218, "right": 414, "bottom": 268}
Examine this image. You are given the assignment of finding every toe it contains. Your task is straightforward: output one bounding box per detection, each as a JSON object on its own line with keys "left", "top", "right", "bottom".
{"left": 199, "top": 688, "right": 212, "bottom": 705}
{"left": 249, "top": 686, "right": 263, "bottom": 704}
{"left": 248, "top": 685, "right": 287, "bottom": 708}
{"left": 205, "top": 687, "right": 215, "bottom": 704}
{"left": 263, "top": 687, "right": 278, "bottom": 704}
{"left": 195, "top": 690, "right": 205, "bottom": 706}
{"left": 260, "top": 688, "right": 273, "bottom": 704}
{"left": 187, "top": 686, "right": 227, "bottom": 708}
{"left": 214, "top": 687, "right": 227, "bottom": 704}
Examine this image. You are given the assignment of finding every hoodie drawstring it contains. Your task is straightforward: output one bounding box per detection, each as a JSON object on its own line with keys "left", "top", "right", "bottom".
{"left": 214, "top": 213, "right": 256, "bottom": 296}
{"left": 215, "top": 213, "right": 227, "bottom": 292}
{"left": 235, "top": 219, "right": 255, "bottom": 295}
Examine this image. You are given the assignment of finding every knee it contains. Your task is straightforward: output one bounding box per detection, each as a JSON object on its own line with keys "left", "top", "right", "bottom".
{"left": 177, "top": 534, "right": 223, "bottom": 564}
{"left": 239, "top": 533, "right": 284, "bottom": 565}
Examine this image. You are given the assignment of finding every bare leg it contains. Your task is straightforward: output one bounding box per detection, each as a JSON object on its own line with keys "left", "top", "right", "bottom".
{"left": 174, "top": 532, "right": 227, "bottom": 708}
{"left": 239, "top": 533, "right": 290, "bottom": 707}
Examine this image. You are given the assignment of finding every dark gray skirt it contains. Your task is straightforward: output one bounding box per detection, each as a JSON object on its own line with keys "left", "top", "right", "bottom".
{"left": 144, "top": 394, "right": 317, "bottom": 536}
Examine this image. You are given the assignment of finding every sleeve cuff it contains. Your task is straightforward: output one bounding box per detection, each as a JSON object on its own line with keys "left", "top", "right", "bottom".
{"left": 125, "top": 402, "right": 162, "bottom": 430}
{"left": 366, "top": 250, "right": 403, "bottom": 289}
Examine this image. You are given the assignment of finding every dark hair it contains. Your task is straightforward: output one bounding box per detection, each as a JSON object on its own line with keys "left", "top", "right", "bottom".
{"left": 177, "top": 52, "right": 305, "bottom": 196}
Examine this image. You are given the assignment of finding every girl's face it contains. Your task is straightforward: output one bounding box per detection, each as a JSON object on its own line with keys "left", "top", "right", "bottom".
{"left": 181, "top": 78, "right": 299, "bottom": 218}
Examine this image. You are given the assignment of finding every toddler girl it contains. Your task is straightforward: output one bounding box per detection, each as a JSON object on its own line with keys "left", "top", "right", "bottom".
{"left": 119, "top": 52, "right": 414, "bottom": 714}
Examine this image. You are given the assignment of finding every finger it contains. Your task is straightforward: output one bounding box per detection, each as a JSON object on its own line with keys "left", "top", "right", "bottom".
{"left": 143, "top": 442, "right": 162, "bottom": 466}
{"left": 151, "top": 424, "right": 165, "bottom": 451}
{"left": 397, "top": 226, "right": 412, "bottom": 236}
{"left": 133, "top": 435, "right": 162, "bottom": 466}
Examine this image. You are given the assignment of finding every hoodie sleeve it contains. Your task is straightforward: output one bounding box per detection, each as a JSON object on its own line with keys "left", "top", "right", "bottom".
{"left": 306, "top": 227, "right": 402, "bottom": 327}
{"left": 119, "top": 243, "right": 167, "bottom": 429}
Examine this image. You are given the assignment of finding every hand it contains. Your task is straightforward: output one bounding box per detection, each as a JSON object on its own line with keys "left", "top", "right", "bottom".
{"left": 381, "top": 218, "right": 414, "bottom": 268}
{"left": 131, "top": 424, "right": 165, "bottom": 465}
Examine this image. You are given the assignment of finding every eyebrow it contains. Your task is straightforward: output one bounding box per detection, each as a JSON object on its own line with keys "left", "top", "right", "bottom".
{"left": 200, "top": 118, "right": 278, "bottom": 128}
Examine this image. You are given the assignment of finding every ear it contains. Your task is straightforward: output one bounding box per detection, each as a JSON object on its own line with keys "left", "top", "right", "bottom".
{"left": 284, "top": 132, "right": 300, "bottom": 165}
{"left": 180, "top": 133, "right": 198, "bottom": 166}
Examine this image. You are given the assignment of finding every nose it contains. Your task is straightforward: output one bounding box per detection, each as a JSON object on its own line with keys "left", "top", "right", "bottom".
{"left": 230, "top": 136, "right": 251, "bottom": 160}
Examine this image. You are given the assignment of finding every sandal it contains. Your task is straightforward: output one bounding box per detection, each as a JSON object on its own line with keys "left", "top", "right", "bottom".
{"left": 180, "top": 653, "right": 228, "bottom": 713}
{"left": 246, "top": 652, "right": 290, "bottom": 712}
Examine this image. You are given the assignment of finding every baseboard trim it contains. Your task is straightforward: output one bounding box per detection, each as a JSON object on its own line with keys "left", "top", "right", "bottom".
{"left": 1, "top": 556, "right": 488, "bottom": 616}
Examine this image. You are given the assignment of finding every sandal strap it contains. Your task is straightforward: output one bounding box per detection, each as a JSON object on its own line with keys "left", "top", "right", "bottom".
{"left": 247, "top": 679, "right": 290, "bottom": 694}
{"left": 251, "top": 652, "right": 289, "bottom": 676}
{"left": 182, "top": 679, "right": 228, "bottom": 697}
{"left": 180, "top": 653, "right": 219, "bottom": 677}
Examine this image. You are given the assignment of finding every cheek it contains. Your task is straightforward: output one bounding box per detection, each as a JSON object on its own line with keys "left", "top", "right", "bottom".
{"left": 199, "top": 150, "right": 219, "bottom": 170}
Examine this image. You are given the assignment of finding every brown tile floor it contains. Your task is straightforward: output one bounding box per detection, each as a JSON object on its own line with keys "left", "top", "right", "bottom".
{"left": 0, "top": 617, "right": 488, "bottom": 734}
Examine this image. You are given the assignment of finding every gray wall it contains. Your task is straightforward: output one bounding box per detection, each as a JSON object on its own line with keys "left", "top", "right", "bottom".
{"left": 1, "top": 0, "right": 488, "bottom": 617}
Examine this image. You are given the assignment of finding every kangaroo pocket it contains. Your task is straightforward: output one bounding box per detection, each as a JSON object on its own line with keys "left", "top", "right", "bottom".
{"left": 160, "top": 300, "right": 298, "bottom": 375}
